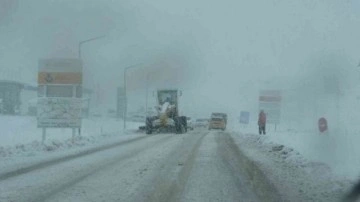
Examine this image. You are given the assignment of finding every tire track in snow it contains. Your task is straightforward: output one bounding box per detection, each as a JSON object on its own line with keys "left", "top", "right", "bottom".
{"left": 2, "top": 134, "right": 175, "bottom": 202}
{"left": 137, "top": 131, "right": 208, "bottom": 202}
{"left": 181, "top": 131, "right": 259, "bottom": 202}
{"left": 216, "top": 132, "right": 284, "bottom": 202}
{"left": 45, "top": 134, "right": 189, "bottom": 202}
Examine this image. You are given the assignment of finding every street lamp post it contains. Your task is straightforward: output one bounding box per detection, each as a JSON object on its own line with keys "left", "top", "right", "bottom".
{"left": 78, "top": 35, "right": 105, "bottom": 136}
{"left": 78, "top": 35, "right": 106, "bottom": 59}
{"left": 145, "top": 72, "right": 151, "bottom": 118}
{"left": 123, "top": 63, "right": 143, "bottom": 130}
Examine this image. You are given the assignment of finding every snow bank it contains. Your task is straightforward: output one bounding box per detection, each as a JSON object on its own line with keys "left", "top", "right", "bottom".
{"left": 230, "top": 131, "right": 353, "bottom": 201}
{"left": 258, "top": 129, "right": 360, "bottom": 179}
{"left": 1, "top": 135, "right": 110, "bottom": 158}
{"left": 230, "top": 119, "right": 360, "bottom": 180}
{"left": 0, "top": 115, "right": 143, "bottom": 158}
{"left": 0, "top": 116, "right": 141, "bottom": 146}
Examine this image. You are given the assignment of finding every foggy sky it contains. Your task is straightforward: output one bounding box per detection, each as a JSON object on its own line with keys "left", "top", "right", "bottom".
{"left": 1, "top": 0, "right": 360, "bottom": 118}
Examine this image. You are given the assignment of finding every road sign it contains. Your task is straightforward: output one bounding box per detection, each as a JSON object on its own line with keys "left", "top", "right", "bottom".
{"left": 37, "top": 98, "right": 82, "bottom": 128}
{"left": 318, "top": 117, "right": 328, "bottom": 133}
{"left": 240, "top": 111, "right": 250, "bottom": 124}
{"left": 259, "top": 90, "right": 282, "bottom": 124}
{"left": 37, "top": 58, "right": 82, "bottom": 128}
{"left": 38, "top": 72, "right": 82, "bottom": 84}
{"left": 38, "top": 59, "right": 82, "bottom": 84}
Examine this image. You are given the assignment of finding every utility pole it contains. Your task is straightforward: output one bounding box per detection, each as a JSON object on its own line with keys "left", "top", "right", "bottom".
{"left": 145, "top": 72, "right": 151, "bottom": 118}
{"left": 123, "top": 63, "right": 142, "bottom": 130}
{"left": 78, "top": 35, "right": 105, "bottom": 135}
{"left": 78, "top": 35, "right": 106, "bottom": 59}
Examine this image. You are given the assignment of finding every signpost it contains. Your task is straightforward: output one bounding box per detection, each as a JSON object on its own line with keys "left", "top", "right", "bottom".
{"left": 259, "top": 90, "right": 282, "bottom": 130}
{"left": 37, "top": 58, "right": 82, "bottom": 143}
{"left": 239, "top": 111, "right": 250, "bottom": 125}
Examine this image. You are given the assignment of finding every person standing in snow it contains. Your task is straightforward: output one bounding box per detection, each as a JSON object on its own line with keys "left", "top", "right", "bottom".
{"left": 258, "top": 110, "right": 266, "bottom": 135}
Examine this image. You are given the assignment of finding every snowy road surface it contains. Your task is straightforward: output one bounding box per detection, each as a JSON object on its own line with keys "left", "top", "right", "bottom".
{"left": 0, "top": 130, "right": 328, "bottom": 202}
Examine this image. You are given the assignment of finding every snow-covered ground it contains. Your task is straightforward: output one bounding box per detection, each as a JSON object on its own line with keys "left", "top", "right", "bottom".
{"left": 0, "top": 115, "right": 142, "bottom": 147}
{"left": 258, "top": 128, "right": 360, "bottom": 180}
{"left": 229, "top": 119, "right": 360, "bottom": 178}
{"left": 0, "top": 115, "right": 144, "bottom": 171}
{"left": 0, "top": 130, "right": 281, "bottom": 202}
{"left": 1, "top": 115, "right": 358, "bottom": 201}
{"left": 228, "top": 120, "right": 358, "bottom": 201}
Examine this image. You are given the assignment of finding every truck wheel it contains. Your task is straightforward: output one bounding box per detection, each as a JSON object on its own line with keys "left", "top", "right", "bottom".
{"left": 180, "top": 124, "right": 186, "bottom": 134}
{"left": 175, "top": 117, "right": 180, "bottom": 134}
{"left": 175, "top": 124, "right": 184, "bottom": 134}
{"left": 180, "top": 116, "right": 187, "bottom": 133}
{"left": 146, "top": 127, "right": 152, "bottom": 134}
{"left": 175, "top": 117, "right": 186, "bottom": 134}
{"left": 178, "top": 124, "right": 186, "bottom": 134}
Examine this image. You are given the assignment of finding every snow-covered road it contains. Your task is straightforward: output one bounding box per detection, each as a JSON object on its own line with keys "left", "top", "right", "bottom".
{"left": 0, "top": 129, "right": 351, "bottom": 202}
{"left": 0, "top": 130, "right": 285, "bottom": 202}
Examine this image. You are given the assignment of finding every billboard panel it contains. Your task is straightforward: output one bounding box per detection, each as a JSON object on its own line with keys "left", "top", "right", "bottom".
{"left": 37, "top": 98, "right": 82, "bottom": 128}
{"left": 38, "top": 59, "right": 82, "bottom": 84}
{"left": 38, "top": 58, "right": 82, "bottom": 72}
{"left": 37, "top": 58, "right": 82, "bottom": 128}
{"left": 38, "top": 72, "right": 82, "bottom": 84}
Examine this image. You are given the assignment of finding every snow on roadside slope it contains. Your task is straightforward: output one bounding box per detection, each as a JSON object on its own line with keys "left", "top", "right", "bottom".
{"left": 230, "top": 131, "right": 354, "bottom": 201}
{"left": 0, "top": 116, "right": 142, "bottom": 147}
{"left": 229, "top": 118, "right": 360, "bottom": 180}
{"left": 0, "top": 115, "right": 144, "bottom": 158}
{"left": 256, "top": 129, "right": 360, "bottom": 180}
{"left": 0, "top": 117, "right": 145, "bottom": 176}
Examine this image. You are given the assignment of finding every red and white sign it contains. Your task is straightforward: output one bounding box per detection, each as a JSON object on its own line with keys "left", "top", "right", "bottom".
{"left": 259, "top": 95, "right": 282, "bottom": 102}
{"left": 259, "top": 90, "right": 282, "bottom": 124}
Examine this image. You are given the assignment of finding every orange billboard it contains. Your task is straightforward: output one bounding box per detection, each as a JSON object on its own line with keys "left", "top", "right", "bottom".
{"left": 38, "top": 58, "right": 82, "bottom": 85}
{"left": 38, "top": 72, "right": 82, "bottom": 84}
